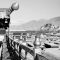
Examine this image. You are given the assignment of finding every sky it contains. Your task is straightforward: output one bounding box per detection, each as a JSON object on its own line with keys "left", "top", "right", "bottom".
{"left": 0, "top": 0, "right": 60, "bottom": 26}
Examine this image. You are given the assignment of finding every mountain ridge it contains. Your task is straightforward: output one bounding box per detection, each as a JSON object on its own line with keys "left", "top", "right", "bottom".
{"left": 10, "top": 16, "right": 60, "bottom": 31}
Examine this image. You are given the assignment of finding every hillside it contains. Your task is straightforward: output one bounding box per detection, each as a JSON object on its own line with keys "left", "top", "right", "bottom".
{"left": 47, "top": 17, "right": 60, "bottom": 26}
{"left": 10, "top": 16, "right": 60, "bottom": 31}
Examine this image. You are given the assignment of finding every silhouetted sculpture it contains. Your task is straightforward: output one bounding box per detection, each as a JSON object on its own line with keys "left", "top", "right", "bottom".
{"left": 0, "top": 2, "right": 19, "bottom": 29}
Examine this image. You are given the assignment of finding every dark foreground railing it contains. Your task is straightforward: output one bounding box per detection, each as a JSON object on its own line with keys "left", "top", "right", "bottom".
{"left": 6, "top": 35, "right": 35, "bottom": 60}
{"left": 6, "top": 35, "right": 48, "bottom": 60}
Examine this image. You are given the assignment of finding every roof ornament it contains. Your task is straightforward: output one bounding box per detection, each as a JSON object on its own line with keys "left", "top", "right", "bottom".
{"left": 9, "top": 2, "right": 19, "bottom": 14}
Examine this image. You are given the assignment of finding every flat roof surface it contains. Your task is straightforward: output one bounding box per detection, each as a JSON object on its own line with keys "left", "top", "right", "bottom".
{"left": 44, "top": 48, "right": 60, "bottom": 60}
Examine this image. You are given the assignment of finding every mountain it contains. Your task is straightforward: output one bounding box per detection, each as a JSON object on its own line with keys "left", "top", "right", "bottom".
{"left": 10, "top": 19, "right": 47, "bottom": 31}
{"left": 10, "top": 16, "right": 60, "bottom": 31}
{"left": 47, "top": 17, "right": 60, "bottom": 26}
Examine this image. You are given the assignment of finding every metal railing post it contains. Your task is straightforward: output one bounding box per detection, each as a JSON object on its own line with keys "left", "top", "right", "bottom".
{"left": 19, "top": 45, "right": 21, "bottom": 60}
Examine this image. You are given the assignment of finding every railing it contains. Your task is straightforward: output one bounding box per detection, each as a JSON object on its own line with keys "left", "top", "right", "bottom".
{"left": 6, "top": 35, "right": 35, "bottom": 60}
{"left": 6, "top": 35, "right": 48, "bottom": 60}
